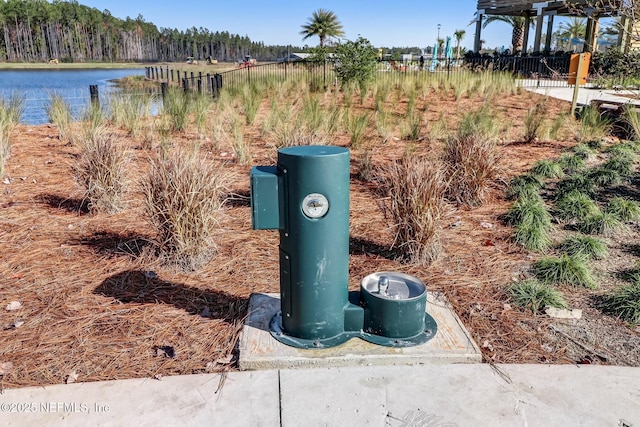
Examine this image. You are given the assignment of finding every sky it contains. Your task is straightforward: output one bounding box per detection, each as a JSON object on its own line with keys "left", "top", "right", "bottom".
{"left": 77, "top": 0, "right": 512, "bottom": 51}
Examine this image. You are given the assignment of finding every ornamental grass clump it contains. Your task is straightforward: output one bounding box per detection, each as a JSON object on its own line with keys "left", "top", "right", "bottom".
{"left": 443, "top": 107, "right": 500, "bottom": 207}
{"left": 578, "top": 105, "right": 612, "bottom": 142}
{"left": 555, "top": 190, "right": 600, "bottom": 222}
{"left": 532, "top": 254, "right": 597, "bottom": 289}
{"left": 523, "top": 99, "right": 547, "bottom": 143}
{"left": 602, "top": 153, "right": 635, "bottom": 178}
{"left": 143, "top": 150, "right": 228, "bottom": 270}
{"left": 109, "top": 93, "right": 153, "bottom": 137}
{"left": 557, "top": 235, "right": 608, "bottom": 260}
{"left": 47, "top": 94, "right": 73, "bottom": 142}
{"left": 557, "top": 153, "right": 585, "bottom": 174}
{"left": 505, "top": 195, "right": 553, "bottom": 252}
{"left": 605, "top": 197, "right": 640, "bottom": 223}
{"left": 586, "top": 167, "right": 623, "bottom": 188}
{"left": 601, "top": 281, "right": 640, "bottom": 326}
{"left": 571, "top": 143, "right": 596, "bottom": 161}
{"left": 0, "top": 94, "right": 23, "bottom": 175}
{"left": 530, "top": 159, "right": 564, "bottom": 179}
{"left": 576, "top": 211, "right": 624, "bottom": 236}
{"left": 162, "top": 86, "right": 191, "bottom": 132}
{"left": 382, "top": 156, "right": 449, "bottom": 266}
{"left": 506, "top": 174, "right": 544, "bottom": 200}
{"left": 625, "top": 105, "right": 640, "bottom": 142}
{"left": 75, "top": 130, "right": 128, "bottom": 214}
{"left": 555, "top": 173, "right": 596, "bottom": 199}
{"left": 508, "top": 279, "right": 567, "bottom": 314}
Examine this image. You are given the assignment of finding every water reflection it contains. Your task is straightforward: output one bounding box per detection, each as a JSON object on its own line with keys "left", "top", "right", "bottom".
{"left": 0, "top": 68, "right": 146, "bottom": 125}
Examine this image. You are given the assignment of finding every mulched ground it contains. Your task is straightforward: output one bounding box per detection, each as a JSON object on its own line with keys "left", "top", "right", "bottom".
{"left": 1, "top": 86, "right": 639, "bottom": 389}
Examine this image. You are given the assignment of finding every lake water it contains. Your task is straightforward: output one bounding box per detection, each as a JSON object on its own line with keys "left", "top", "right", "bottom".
{"left": 0, "top": 68, "right": 146, "bottom": 125}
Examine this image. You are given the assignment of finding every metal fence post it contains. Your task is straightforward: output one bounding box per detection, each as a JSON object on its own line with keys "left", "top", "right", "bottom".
{"left": 161, "top": 82, "right": 168, "bottom": 101}
{"left": 89, "top": 85, "right": 99, "bottom": 108}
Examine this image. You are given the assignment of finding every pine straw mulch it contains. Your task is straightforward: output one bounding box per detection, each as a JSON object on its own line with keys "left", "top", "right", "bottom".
{"left": 1, "top": 89, "right": 639, "bottom": 389}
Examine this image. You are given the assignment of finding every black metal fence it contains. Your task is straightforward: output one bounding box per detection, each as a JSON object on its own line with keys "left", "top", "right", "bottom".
{"left": 145, "top": 55, "right": 576, "bottom": 97}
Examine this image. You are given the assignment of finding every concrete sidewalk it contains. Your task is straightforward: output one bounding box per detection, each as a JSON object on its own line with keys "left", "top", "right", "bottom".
{"left": 1, "top": 364, "right": 639, "bottom": 426}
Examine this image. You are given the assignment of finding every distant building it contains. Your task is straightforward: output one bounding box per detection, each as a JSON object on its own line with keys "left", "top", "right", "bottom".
{"left": 279, "top": 53, "right": 312, "bottom": 62}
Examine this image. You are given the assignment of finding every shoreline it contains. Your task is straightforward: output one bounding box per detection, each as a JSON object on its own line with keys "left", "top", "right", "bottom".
{"left": 0, "top": 62, "right": 150, "bottom": 70}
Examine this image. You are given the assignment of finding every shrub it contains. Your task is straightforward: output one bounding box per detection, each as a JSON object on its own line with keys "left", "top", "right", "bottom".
{"left": 605, "top": 197, "right": 640, "bottom": 222}
{"left": 333, "top": 36, "right": 378, "bottom": 88}
{"left": 531, "top": 159, "right": 564, "bottom": 179}
{"left": 601, "top": 282, "right": 640, "bottom": 325}
{"left": 557, "top": 235, "right": 608, "bottom": 260}
{"left": 443, "top": 107, "right": 500, "bottom": 206}
{"left": 142, "top": 150, "right": 228, "bottom": 270}
{"left": 532, "top": 254, "right": 597, "bottom": 289}
{"left": 508, "top": 279, "right": 567, "bottom": 314}
{"left": 75, "top": 130, "right": 128, "bottom": 214}
{"left": 381, "top": 156, "right": 448, "bottom": 266}
{"left": 555, "top": 190, "right": 600, "bottom": 222}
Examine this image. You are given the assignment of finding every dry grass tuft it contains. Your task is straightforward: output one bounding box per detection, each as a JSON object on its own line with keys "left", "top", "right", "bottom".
{"left": 443, "top": 107, "right": 501, "bottom": 207}
{"left": 74, "top": 130, "right": 128, "bottom": 214}
{"left": 381, "top": 156, "right": 449, "bottom": 266}
{"left": 142, "top": 150, "right": 229, "bottom": 270}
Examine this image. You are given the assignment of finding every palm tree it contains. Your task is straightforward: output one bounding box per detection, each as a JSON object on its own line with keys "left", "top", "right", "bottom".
{"left": 555, "top": 17, "right": 586, "bottom": 51}
{"left": 300, "top": 9, "right": 344, "bottom": 48}
{"left": 454, "top": 29, "right": 466, "bottom": 59}
{"left": 482, "top": 15, "right": 532, "bottom": 53}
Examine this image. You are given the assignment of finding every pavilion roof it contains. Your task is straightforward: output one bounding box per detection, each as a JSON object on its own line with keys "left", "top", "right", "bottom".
{"left": 476, "top": 0, "right": 621, "bottom": 16}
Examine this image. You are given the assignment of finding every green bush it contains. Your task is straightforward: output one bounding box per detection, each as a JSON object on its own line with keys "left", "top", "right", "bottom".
{"left": 508, "top": 279, "right": 567, "bottom": 314}
{"left": 333, "top": 36, "right": 378, "bottom": 88}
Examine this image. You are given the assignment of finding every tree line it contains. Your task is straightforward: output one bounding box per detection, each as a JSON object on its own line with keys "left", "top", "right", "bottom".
{"left": 0, "top": 0, "right": 301, "bottom": 62}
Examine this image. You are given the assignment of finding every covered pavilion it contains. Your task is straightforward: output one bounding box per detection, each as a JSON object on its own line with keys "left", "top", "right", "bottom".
{"left": 472, "top": 0, "right": 637, "bottom": 54}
